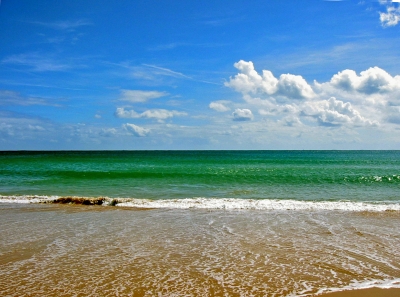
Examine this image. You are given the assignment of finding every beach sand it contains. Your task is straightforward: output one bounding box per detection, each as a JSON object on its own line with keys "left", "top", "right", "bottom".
{"left": 1, "top": 203, "right": 399, "bottom": 296}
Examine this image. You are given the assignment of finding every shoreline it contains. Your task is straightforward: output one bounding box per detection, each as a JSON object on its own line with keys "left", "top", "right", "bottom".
{"left": 1, "top": 195, "right": 400, "bottom": 212}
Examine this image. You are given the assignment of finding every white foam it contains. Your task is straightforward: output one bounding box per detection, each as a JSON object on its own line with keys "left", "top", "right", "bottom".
{"left": 313, "top": 278, "right": 400, "bottom": 296}
{"left": 0, "top": 195, "right": 58, "bottom": 204}
{"left": 1, "top": 195, "right": 399, "bottom": 212}
{"left": 115, "top": 197, "right": 400, "bottom": 212}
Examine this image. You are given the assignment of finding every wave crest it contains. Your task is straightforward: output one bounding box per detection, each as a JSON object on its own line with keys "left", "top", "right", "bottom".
{"left": 0, "top": 195, "right": 399, "bottom": 212}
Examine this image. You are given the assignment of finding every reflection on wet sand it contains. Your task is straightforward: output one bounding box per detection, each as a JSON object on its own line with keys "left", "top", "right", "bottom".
{"left": 0, "top": 204, "right": 399, "bottom": 296}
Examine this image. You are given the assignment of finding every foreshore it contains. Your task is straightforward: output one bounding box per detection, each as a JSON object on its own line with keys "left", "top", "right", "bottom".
{"left": 1, "top": 203, "right": 399, "bottom": 296}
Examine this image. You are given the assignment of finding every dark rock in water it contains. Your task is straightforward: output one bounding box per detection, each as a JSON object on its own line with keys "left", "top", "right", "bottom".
{"left": 52, "top": 197, "right": 105, "bottom": 205}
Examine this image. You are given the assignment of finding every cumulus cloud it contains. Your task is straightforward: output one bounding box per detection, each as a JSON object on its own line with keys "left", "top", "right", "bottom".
{"left": 329, "top": 67, "right": 400, "bottom": 94}
{"left": 119, "top": 90, "right": 168, "bottom": 103}
{"left": 123, "top": 123, "right": 150, "bottom": 137}
{"left": 232, "top": 108, "right": 254, "bottom": 121}
{"left": 225, "top": 60, "right": 314, "bottom": 99}
{"left": 115, "top": 107, "right": 186, "bottom": 121}
{"left": 225, "top": 60, "right": 278, "bottom": 95}
{"left": 302, "top": 97, "right": 378, "bottom": 127}
{"left": 225, "top": 61, "right": 398, "bottom": 129}
{"left": 209, "top": 101, "right": 231, "bottom": 112}
{"left": 276, "top": 73, "right": 314, "bottom": 99}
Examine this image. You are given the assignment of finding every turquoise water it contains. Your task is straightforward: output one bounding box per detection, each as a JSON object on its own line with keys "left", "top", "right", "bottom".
{"left": 1, "top": 150, "right": 399, "bottom": 202}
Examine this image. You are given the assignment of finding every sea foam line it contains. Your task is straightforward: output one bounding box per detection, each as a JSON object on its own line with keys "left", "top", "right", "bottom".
{"left": 0, "top": 195, "right": 399, "bottom": 212}
{"left": 116, "top": 198, "right": 400, "bottom": 211}
{"left": 311, "top": 278, "right": 400, "bottom": 296}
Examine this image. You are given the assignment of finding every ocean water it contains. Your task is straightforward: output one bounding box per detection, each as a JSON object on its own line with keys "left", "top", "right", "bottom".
{"left": 1, "top": 150, "right": 400, "bottom": 206}
{"left": 1, "top": 151, "right": 400, "bottom": 296}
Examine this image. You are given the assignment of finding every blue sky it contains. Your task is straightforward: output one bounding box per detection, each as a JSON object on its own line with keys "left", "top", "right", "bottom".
{"left": 1, "top": 0, "right": 400, "bottom": 149}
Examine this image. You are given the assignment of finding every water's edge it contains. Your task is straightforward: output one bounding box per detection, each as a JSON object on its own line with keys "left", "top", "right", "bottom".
{"left": 1, "top": 195, "right": 400, "bottom": 212}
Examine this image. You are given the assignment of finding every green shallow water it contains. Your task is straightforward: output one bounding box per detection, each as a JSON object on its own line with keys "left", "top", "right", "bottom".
{"left": 1, "top": 150, "right": 400, "bottom": 202}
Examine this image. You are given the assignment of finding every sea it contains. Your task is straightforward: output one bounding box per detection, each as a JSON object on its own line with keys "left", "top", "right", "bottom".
{"left": 0, "top": 150, "right": 399, "bottom": 296}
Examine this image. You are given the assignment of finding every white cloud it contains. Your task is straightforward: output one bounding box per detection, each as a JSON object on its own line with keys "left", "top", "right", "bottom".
{"left": 386, "top": 105, "right": 400, "bottom": 124}
{"left": 30, "top": 19, "right": 92, "bottom": 30}
{"left": 115, "top": 107, "right": 186, "bottom": 121}
{"left": 209, "top": 101, "right": 231, "bottom": 112}
{"left": 233, "top": 108, "right": 254, "bottom": 121}
{"left": 225, "top": 60, "right": 278, "bottom": 95}
{"left": 124, "top": 63, "right": 218, "bottom": 85}
{"left": 225, "top": 61, "right": 395, "bottom": 129}
{"left": 280, "top": 116, "right": 302, "bottom": 127}
{"left": 356, "top": 67, "right": 396, "bottom": 94}
{"left": 141, "top": 109, "right": 187, "bottom": 120}
{"left": 329, "top": 67, "right": 400, "bottom": 94}
{"left": 119, "top": 90, "right": 168, "bottom": 103}
{"left": 28, "top": 124, "right": 45, "bottom": 131}
{"left": 380, "top": 5, "right": 400, "bottom": 27}
{"left": 2, "top": 53, "right": 72, "bottom": 72}
{"left": 142, "top": 64, "right": 191, "bottom": 79}
{"left": 276, "top": 73, "right": 315, "bottom": 99}
{"left": 0, "top": 90, "right": 55, "bottom": 106}
{"left": 329, "top": 69, "right": 359, "bottom": 91}
{"left": 0, "top": 123, "right": 14, "bottom": 137}
{"left": 225, "top": 60, "right": 314, "bottom": 99}
{"left": 123, "top": 123, "right": 150, "bottom": 137}
{"left": 259, "top": 109, "right": 275, "bottom": 116}
{"left": 302, "top": 97, "right": 378, "bottom": 127}
{"left": 99, "top": 128, "right": 117, "bottom": 137}
{"left": 115, "top": 107, "right": 140, "bottom": 118}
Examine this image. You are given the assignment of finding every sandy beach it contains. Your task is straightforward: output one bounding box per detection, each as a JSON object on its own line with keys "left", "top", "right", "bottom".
{"left": 1, "top": 203, "right": 399, "bottom": 296}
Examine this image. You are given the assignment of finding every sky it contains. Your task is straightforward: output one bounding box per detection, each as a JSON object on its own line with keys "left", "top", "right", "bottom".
{"left": 1, "top": 0, "right": 400, "bottom": 150}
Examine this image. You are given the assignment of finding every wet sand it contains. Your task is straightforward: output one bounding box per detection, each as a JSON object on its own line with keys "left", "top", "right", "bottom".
{"left": 1, "top": 203, "right": 399, "bottom": 296}
{"left": 320, "top": 288, "right": 400, "bottom": 297}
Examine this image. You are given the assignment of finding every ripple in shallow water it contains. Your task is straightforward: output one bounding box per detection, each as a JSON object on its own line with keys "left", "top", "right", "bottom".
{"left": 0, "top": 204, "right": 399, "bottom": 296}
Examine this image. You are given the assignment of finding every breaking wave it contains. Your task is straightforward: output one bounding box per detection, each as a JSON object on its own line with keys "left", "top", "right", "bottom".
{"left": 1, "top": 195, "right": 399, "bottom": 212}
